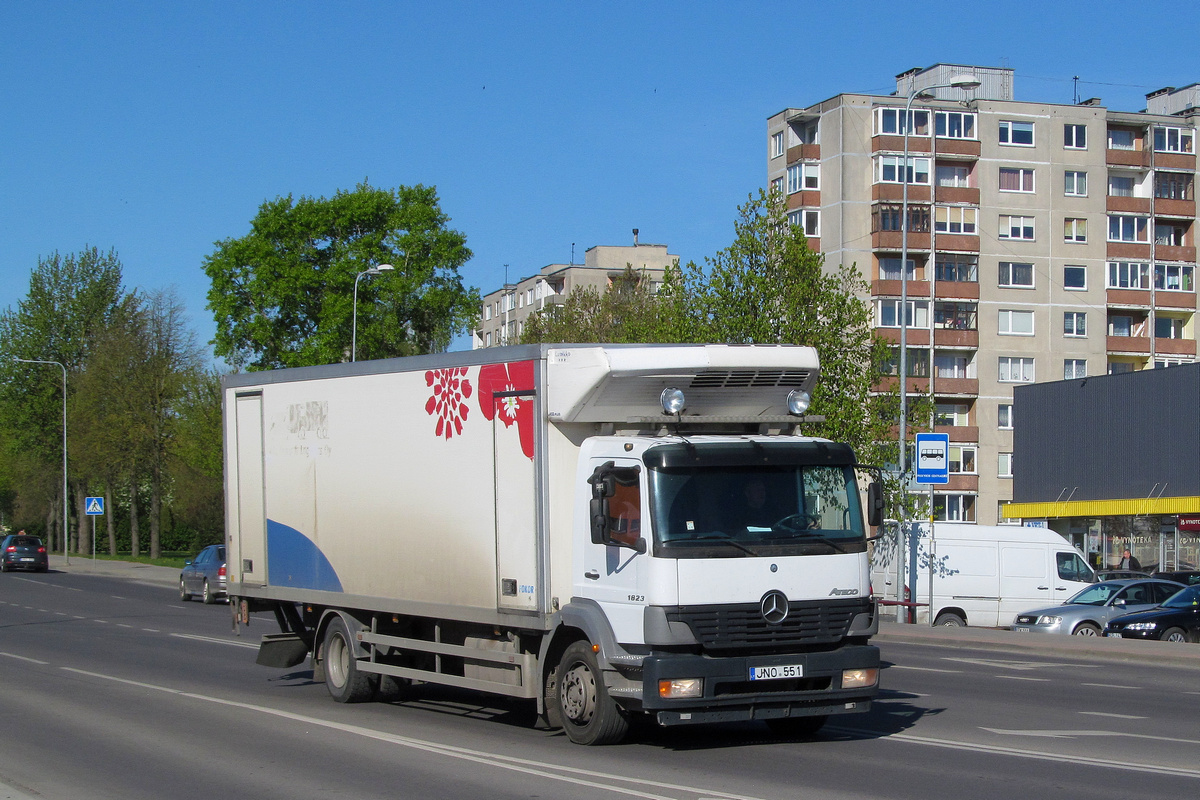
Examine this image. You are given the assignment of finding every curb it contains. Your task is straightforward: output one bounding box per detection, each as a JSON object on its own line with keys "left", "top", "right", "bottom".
{"left": 46, "top": 555, "right": 179, "bottom": 589}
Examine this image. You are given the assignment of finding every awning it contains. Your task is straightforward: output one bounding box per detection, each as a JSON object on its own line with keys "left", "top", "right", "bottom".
{"left": 1003, "top": 496, "right": 1200, "bottom": 520}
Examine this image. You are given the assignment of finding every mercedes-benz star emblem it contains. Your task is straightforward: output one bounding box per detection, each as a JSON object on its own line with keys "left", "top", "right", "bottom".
{"left": 760, "top": 590, "right": 789, "bottom": 624}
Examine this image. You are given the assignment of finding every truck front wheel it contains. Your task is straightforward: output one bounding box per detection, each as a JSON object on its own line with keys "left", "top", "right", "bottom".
{"left": 556, "top": 641, "right": 629, "bottom": 745}
{"left": 323, "top": 617, "right": 378, "bottom": 703}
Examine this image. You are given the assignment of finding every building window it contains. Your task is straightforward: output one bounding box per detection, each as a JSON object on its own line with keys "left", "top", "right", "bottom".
{"left": 1107, "top": 261, "right": 1150, "bottom": 289}
{"left": 787, "top": 209, "right": 820, "bottom": 237}
{"left": 1064, "top": 123, "right": 1087, "bottom": 149}
{"left": 999, "top": 215, "right": 1035, "bottom": 240}
{"left": 878, "top": 257, "right": 916, "bottom": 280}
{"left": 935, "top": 402, "right": 970, "bottom": 426}
{"left": 935, "top": 111, "right": 976, "bottom": 139}
{"left": 1153, "top": 126, "right": 1195, "bottom": 154}
{"left": 484, "top": 305, "right": 492, "bottom": 321}
{"left": 786, "top": 163, "right": 819, "bottom": 193}
{"left": 1155, "top": 316, "right": 1186, "bottom": 339}
{"left": 876, "top": 155, "right": 931, "bottom": 185}
{"left": 949, "top": 446, "right": 977, "bottom": 474}
{"left": 934, "top": 352, "right": 974, "bottom": 379}
{"left": 485, "top": 332, "right": 491, "bottom": 347}
{"left": 998, "top": 502, "right": 1018, "bottom": 525}
{"left": 999, "top": 120, "right": 1034, "bottom": 146}
{"left": 998, "top": 309, "right": 1034, "bottom": 335}
{"left": 998, "top": 452, "right": 1014, "bottom": 478}
{"left": 1108, "top": 315, "right": 1132, "bottom": 336}
{"left": 998, "top": 403, "right": 1013, "bottom": 429}
{"left": 872, "top": 204, "right": 929, "bottom": 233}
{"left": 1064, "top": 171, "right": 1087, "bottom": 197}
{"left": 936, "top": 254, "right": 978, "bottom": 282}
{"left": 1155, "top": 263, "right": 1194, "bottom": 291}
{"left": 999, "top": 261, "right": 1034, "bottom": 288}
{"left": 935, "top": 494, "right": 976, "bottom": 522}
{"left": 936, "top": 164, "right": 970, "bottom": 188}
{"left": 1064, "top": 359, "right": 1087, "bottom": 379}
{"left": 771, "top": 132, "right": 784, "bottom": 157}
{"left": 770, "top": 177, "right": 784, "bottom": 194}
{"left": 1108, "top": 361, "right": 1136, "bottom": 374}
{"left": 999, "top": 167, "right": 1035, "bottom": 193}
{"left": 1064, "top": 311, "right": 1087, "bottom": 337}
{"left": 1064, "top": 218, "right": 1088, "bottom": 243}
{"left": 935, "top": 206, "right": 977, "bottom": 234}
{"left": 1107, "top": 128, "right": 1135, "bottom": 150}
{"left": 934, "top": 301, "right": 977, "bottom": 330}
{"left": 1156, "top": 172, "right": 1194, "bottom": 201}
{"left": 1063, "top": 265, "right": 1087, "bottom": 290}
{"left": 875, "top": 107, "right": 929, "bottom": 136}
{"left": 998, "top": 356, "right": 1035, "bottom": 383}
{"left": 1108, "top": 215, "right": 1148, "bottom": 243}
{"left": 1108, "top": 174, "right": 1135, "bottom": 197}
{"left": 1155, "top": 222, "right": 1187, "bottom": 247}
{"left": 877, "top": 299, "right": 929, "bottom": 328}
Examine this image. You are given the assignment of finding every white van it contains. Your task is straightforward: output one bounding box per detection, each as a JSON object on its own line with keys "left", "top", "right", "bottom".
{"left": 871, "top": 524, "right": 1095, "bottom": 627}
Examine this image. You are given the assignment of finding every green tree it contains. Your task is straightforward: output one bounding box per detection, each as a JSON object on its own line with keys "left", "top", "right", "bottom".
{"left": 204, "top": 182, "right": 479, "bottom": 370}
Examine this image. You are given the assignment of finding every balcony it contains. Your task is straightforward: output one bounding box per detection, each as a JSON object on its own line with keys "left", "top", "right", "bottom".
{"left": 786, "top": 144, "right": 820, "bottom": 162}
{"left": 1107, "top": 196, "right": 1151, "bottom": 214}
{"left": 932, "top": 233, "right": 979, "bottom": 252}
{"left": 873, "top": 231, "right": 931, "bottom": 250}
{"left": 1156, "top": 290, "right": 1197, "bottom": 309}
{"left": 935, "top": 186, "right": 979, "bottom": 205}
{"left": 1107, "top": 288, "right": 1150, "bottom": 307}
{"left": 873, "top": 184, "right": 931, "bottom": 203}
{"left": 873, "top": 135, "right": 932, "bottom": 154}
{"left": 786, "top": 191, "right": 821, "bottom": 209}
{"left": 1155, "top": 198, "right": 1195, "bottom": 218}
{"left": 934, "top": 281, "right": 980, "bottom": 299}
{"left": 1155, "top": 338, "right": 1197, "bottom": 356}
{"left": 934, "top": 329, "right": 978, "bottom": 348}
{"left": 1155, "top": 151, "right": 1197, "bottom": 171}
{"left": 873, "top": 279, "right": 931, "bottom": 297}
{"left": 934, "top": 138, "right": 980, "bottom": 158}
{"left": 875, "top": 376, "right": 931, "bottom": 395}
{"left": 937, "top": 425, "right": 980, "bottom": 443}
{"left": 929, "top": 377, "right": 978, "bottom": 396}
{"left": 1155, "top": 244, "right": 1196, "bottom": 263}
{"left": 945, "top": 475, "right": 979, "bottom": 492}
{"left": 1107, "top": 148, "right": 1151, "bottom": 168}
{"left": 1107, "top": 242, "right": 1152, "bottom": 259}
{"left": 877, "top": 327, "right": 930, "bottom": 346}
{"left": 1107, "top": 334, "right": 1151, "bottom": 354}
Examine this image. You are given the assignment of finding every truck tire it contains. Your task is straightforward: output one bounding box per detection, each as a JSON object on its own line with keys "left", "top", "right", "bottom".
{"left": 934, "top": 611, "right": 966, "bottom": 627}
{"left": 323, "top": 617, "right": 379, "bottom": 703}
{"left": 557, "top": 641, "right": 629, "bottom": 745}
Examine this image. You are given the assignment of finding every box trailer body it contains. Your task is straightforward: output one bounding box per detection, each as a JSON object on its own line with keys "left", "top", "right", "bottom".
{"left": 225, "top": 344, "right": 881, "bottom": 744}
{"left": 871, "top": 523, "right": 1095, "bottom": 627}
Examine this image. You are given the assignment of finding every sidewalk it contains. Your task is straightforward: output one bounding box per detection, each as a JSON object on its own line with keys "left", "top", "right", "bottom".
{"left": 47, "top": 554, "right": 179, "bottom": 589}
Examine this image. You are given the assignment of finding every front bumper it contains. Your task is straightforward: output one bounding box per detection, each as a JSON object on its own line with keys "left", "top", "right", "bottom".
{"left": 638, "top": 644, "right": 879, "bottom": 726}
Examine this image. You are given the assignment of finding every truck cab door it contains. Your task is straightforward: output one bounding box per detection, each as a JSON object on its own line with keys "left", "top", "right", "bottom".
{"left": 580, "top": 458, "right": 648, "bottom": 643}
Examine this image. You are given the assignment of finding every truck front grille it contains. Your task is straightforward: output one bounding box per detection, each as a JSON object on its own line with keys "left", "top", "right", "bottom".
{"left": 667, "top": 598, "right": 869, "bottom": 653}
{"left": 688, "top": 369, "right": 811, "bottom": 389}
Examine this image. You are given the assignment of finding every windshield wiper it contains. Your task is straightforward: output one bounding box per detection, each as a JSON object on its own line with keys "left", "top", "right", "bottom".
{"left": 786, "top": 531, "right": 849, "bottom": 554}
{"left": 687, "top": 532, "right": 762, "bottom": 557}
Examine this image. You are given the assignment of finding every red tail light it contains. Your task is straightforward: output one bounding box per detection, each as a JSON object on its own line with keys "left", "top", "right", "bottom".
{"left": 218, "top": 565, "right": 227, "bottom": 577}
{"left": 4, "top": 546, "right": 14, "bottom": 553}
{"left": 37, "top": 547, "right": 46, "bottom": 553}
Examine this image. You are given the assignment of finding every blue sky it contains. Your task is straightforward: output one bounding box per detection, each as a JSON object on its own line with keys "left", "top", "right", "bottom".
{"left": 4, "top": 1, "right": 1198, "bottom": 356}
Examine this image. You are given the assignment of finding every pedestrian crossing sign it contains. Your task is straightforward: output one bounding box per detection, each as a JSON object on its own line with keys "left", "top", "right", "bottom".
{"left": 85, "top": 497, "right": 105, "bottom": 515}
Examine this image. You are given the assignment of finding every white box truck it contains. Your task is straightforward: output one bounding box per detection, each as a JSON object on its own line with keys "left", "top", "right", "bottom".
{"left": 871, "top": 523, "right": 1095, "bottom": 627}
{"left": 224, "top": 344, "right": 883, "bottom": 744}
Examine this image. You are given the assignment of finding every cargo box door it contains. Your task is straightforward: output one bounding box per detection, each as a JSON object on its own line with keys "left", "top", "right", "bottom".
{"left": 491, "top": 388, "right": 539, "bottom": 612}
{"left": 232, "top": 393, "right": 267, "bottom": 587}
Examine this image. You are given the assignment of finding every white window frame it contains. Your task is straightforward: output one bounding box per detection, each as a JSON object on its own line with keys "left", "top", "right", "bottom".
{"left": 1064, "top": 123, "right": 1087, "bottom": 149}
{"left": 1064, "top": 218, "right": 1088, "bottom": 243}
{"left": 999, "top": 215, "right": 1035, "bottom": 241}
{"left": 999, "top": 120, "right": 1034, "bottom": 146}
{"left": 1155, "top": 316, "right": 1185, "bottom": 340}
{"left": 1108, "top": 173, "right": 1135, "bottom": 197}
{"left": 998, "top": 452, "right": 1014, "bottom": 479}
{"left": 999, "top": 261, "right": 1035, "bottom": 288}
{"left": 876, "top": 299, "right": 929, "bottom": 328}
{"left": 936, "top": 164, "right": 970, "bottom": 188}
{"left": 935, "top": 111, "right": 976, "bottom": 140}
{"left": 998, "top": 403, "right": 1013, "bottom": 430}
{"left": 936, "top": 494, "right": 976, "bottom": 522}
{"left": 935, "top": 402, "right": 970, "bottom": 427}
{"left": 1063, "top": 265, "right": 1087, "bottom": 290}
{"left": 875, "top": 107, "right": 930, "bottom": 136}
{"left": 787, "top": 163, "right": 818, "bottom": 193}
{"left": 999, "top": 167, "right": 1035, "bottom": 193}
{"left": 787, "top": 209, "right": 820, "bottom": 238}
{"left": 948, "top": 445, "right": 978, "bottom": 475}
{"left": 1107, "top": 128, "right": 1135, "bottom": 150}
{"left": 1108, "top": 215, "right": 1149, "bottom": 243}
{"left": 1063, "top": 311, "right": 1087, "bottom": 338}
{"left": 998, "top": 356, "right": 1035, "bottom": 383}
{"left": 998, "top": 309, "right": 1035, "bottom": 336}
{"left": 1064, "top": 359, "right": 1087, "bottom": 380}
{"left": 771, "top": 131, "right": 784, "bottom": 158}
{"left": 1155, "top": 263, "right": 1195, "bottom": 292}
{"left": 935, "top": 206, "right": 977, "bottom": 234}
{"left": 1153, "top": 126, "right": 1195, "bottom": 154}
{"left": 1107, "top": 261, "right": 1150, "bottom": 289}
{"left": 1064, "top": 170, "right": 1087, "bottom": 197}
{"left": 878, "top": 257, "right": 916, "bottom": 280}
{"left": 875, "top": 155, "right": 931, "bottom": 185}
{"left": 770, "top": 177, "right": 783, "bottom": 194}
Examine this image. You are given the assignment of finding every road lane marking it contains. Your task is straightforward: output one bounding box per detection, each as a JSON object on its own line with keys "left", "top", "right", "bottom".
{"left": 0, "top": 652, "right": 49, "bottom": 665}
{"left": 1082, "top": 683, "right": 1138, "bottom": 690}
{"left": 117, "top": 624, "right": 133, "bottom": 629}
{"left": 887, "top": 665, "right": 962, "bottom": 673}
{"left": 169, "top": 633, "right": 259, "bottom": 650}
{"left": 92, "top": 619, "right": 109, "bottom": 624}
{"left": 1079, "top": 712, "right": 1147, "bottom": 720}
{"left": 981, "top": 728, "right": 1200, "bottom": 745}
{"left": 944, "top": 657, "right": 1098, "bottom": 671}
{"left": 62, "top": 667, "right": 769, "bottom": 800}
{"left": 995, "top": 675, "right": 1050, "bottom": 682}
{"left": 142, "top": 628, "right": 160, "bottom": 633}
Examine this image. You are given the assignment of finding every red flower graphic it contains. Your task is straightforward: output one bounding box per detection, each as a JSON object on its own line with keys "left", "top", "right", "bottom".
{"left": 424, "top": 367, "right": 472, "bottom": 439}
{"left": 477, "top": 360, "right": 535, "bottom": 459}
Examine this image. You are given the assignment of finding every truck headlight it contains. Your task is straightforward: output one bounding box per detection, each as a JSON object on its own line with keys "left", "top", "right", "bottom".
{"left": 1037, "top": 615, "right": 1062, "bottom": 626}
{"left": 842, "top": 668, "right": 878, "bottom": 689}
{"left": 658, "top": 678, "right": 703, "bottom": 699}
{"left": 786, "top": 389, "right": 811, "bottom": 416}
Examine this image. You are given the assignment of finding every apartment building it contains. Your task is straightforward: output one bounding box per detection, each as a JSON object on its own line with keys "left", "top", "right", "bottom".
{"left": 768, "top": 63, "right": 1198, "bottom": 526}
{"left": 474, "top": 237, "right": 677, "bottom": 349}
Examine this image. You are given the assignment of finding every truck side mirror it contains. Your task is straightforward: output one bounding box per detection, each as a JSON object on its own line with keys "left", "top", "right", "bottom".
{"left": 866, "top": 481, "right": 883, "bottom": 528}
{"left": 589, "top": 497, "right": 610, "bottom": 544}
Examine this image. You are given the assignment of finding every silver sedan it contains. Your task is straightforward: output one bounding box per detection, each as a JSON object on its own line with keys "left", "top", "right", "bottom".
{"left": 1011, "top": 578, "right": 1184, "bottom": 636}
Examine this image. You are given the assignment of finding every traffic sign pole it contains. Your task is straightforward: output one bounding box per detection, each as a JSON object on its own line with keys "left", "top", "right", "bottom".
{"left": 85, "top": 496, "right": 105, "bottom": 561}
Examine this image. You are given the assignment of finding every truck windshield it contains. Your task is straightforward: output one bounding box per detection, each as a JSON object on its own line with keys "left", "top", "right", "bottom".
{"left": 647, "top": 458, "right": 867, "bottom": 559}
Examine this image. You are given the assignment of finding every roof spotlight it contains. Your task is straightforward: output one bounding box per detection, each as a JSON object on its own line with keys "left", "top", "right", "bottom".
{"left": 660, "top": 387, "right": 686, "bottom": 416}
{"left": 787, "top": 389, "right": 812, "bottom": 416}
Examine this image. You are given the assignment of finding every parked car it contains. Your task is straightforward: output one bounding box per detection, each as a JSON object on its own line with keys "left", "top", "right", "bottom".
{"left": 180, "top": 544, "right": 226, "bottom": 604}
{"left": 1103, "top": 584, "right": 1200, "bottom": 643}
{"left": 0, "top": 534, "right": 49, "bottom": 573}
{"left": 1012, "top": 578, "right": 1185, "bottom": 636}
{"left": 1094, "top": 569, "right": 1150, "bottom": 582}
{"left": 1153, "top": 570, "right": 1200, "bottom": 587}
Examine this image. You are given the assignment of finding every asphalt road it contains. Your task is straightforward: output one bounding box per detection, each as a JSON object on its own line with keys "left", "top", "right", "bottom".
{"left": 1, "top": 558, "right": 1197, "bottom": 799}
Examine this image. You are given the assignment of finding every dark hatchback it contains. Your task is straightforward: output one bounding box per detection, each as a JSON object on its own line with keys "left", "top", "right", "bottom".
{"left": 1103, "top": 584, "right": 1200, "bottom": 643}
{"left": 1, "top": 534, "right": 49, "bottom": 572}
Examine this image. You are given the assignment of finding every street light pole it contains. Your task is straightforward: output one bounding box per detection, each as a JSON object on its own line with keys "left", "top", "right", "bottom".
{"left": 15, "top": 357, "right": 69, "bottom": 565}
{"left": 352, "top": 263, "right": 395, "bottom": 362}
{"left": 896, "top": 73, "right": 980, "bottom": 622}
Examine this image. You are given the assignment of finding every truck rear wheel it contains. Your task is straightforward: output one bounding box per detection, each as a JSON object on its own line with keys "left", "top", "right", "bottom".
{"left": 323, "top": 617, "right": 378, "bottom": 703}
{"left": 557, "top": 641, "right": 628, "bottom": 745}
